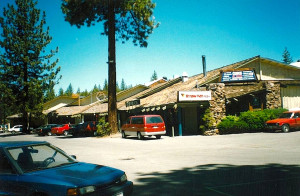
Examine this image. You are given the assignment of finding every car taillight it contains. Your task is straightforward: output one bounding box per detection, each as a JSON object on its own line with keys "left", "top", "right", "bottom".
{"left": 67, "top": 188, "right": 78, "bottom": 196}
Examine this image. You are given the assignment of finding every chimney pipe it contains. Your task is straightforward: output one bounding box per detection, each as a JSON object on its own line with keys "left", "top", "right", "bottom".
{"left": 202, "top": 55, "right": 206, "bottom": 77}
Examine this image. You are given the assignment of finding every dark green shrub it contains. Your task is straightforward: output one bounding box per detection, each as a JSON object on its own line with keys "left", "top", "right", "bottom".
{"left": 262, "top": 108, "right": 288, "bottom": 119}
{"left": 217, "top": 108, "right": 288, "bottom": 134}
{"left": 217, "top": 115, "right": 249, "bottom": 134}
{"left": 199, "top": 108, "right": 216, "bottom": 133}
{"left": 96, "top": 117, "right": 111, "bottom": 137}
{"left": 239, "top": 109, "right": 287, "bottom": 132}
{"left": 239, "top": 111, "right": 266, "bottom": 132}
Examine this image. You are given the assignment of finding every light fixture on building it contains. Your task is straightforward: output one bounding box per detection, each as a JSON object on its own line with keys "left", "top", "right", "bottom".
{"left": 173, "top": 104, "right": 177, "bottom": 109}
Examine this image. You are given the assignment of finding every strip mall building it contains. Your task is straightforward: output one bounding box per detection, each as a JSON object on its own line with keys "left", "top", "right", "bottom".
{"left": 8, "top": 56, "right": 300, "bottom": 136}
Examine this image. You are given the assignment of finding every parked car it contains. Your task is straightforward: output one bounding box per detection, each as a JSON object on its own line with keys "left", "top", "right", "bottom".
{"left": 0, "top": 141, "right": 133, "bottom": 196}
{"left": 121, "top": 115, "right": 166, "bottom": 139}
{"left": 71, "top": 121, "right": 98, "bottom": 137}
{"left": 8, "top": 125, "right": 23, "bottom": 134}
{"left": 265, "top": 110, "right": 300, "bottom": 132}
{"left": 35, "top": 124, "right": 58, "bottom": 136}
{"left": 50, "top": 124, "right": 72, "bottom": 136}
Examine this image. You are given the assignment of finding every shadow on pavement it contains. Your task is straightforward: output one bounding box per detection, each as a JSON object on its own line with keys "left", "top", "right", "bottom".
{"left": 133, "top": 164, "right": 300, "bottom": 196}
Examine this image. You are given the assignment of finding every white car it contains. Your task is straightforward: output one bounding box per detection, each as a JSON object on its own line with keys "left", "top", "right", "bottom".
{"left": 8, "top": 125, "right": 23, "bottom": 133}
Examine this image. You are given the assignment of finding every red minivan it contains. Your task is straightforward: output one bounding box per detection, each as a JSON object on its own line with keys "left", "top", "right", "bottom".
{"left": 121, "top": 115, "right": 166, "bottom": 139}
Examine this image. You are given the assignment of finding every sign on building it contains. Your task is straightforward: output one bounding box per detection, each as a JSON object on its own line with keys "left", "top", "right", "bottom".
{"left": 126, "top": 99, "right": 140, "bottom": 107}
{"left": 178, "top": 91, "right": 211, "bottom": 102}
{"left": 220, "top": 68, "right": 257, "bottom": 83}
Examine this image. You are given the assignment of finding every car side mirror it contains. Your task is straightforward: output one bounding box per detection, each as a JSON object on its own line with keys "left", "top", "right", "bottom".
{"left": 70, "top": 155, "right": 77, "bottom": 159}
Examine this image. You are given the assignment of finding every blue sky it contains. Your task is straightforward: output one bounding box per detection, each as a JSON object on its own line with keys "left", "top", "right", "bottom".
{"left": 1, "top": 0, "right": 299, "bottom": 94}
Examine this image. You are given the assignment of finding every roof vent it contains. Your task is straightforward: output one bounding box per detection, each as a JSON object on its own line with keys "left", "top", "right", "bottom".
{"left": 182, "top": 72, "right": 188, "bottom": 82}
{"left": 202, "top": 55, "right": 207, "bottom": 77}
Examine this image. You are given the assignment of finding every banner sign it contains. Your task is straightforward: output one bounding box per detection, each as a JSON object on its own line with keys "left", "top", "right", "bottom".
{"left": 126, "top": 99, "right": 140, "bottom": 107}
{"left": 178, "top": 91, "right": 211, "bottom": 102}
{"left": 220, "top": 69, "right": 257, "bottom": 83}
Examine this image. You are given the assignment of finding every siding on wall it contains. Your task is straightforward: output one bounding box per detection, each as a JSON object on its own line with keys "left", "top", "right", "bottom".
{"left": 281, "top": 86, "right": 300, "bottom": 109}
{"left": 261, "top": 62, "right": 300, "bottom": 80}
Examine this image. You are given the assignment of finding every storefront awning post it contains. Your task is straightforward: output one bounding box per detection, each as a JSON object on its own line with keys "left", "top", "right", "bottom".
{"left": 178, "top": 106, "right": 182, "bottom": 136}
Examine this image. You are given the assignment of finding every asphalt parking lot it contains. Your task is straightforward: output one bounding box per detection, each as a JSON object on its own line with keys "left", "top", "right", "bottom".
{"left": 1, "top": 131, "right": 300, "bottom": 196}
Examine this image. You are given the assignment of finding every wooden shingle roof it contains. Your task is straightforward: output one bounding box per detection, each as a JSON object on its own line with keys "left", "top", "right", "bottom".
{"left": 138, "top": 56, "right": 262, "bottom": 108}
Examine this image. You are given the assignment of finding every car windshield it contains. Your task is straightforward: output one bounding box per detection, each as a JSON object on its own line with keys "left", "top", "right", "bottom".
{"left": 146, "top": 116, "right": 163, "bottom": 123}
{"left": 7, "top": 144, "right": 77, "bottom": 173}
{"left": 279, "top": 112, "right": 293, "bottom": 119}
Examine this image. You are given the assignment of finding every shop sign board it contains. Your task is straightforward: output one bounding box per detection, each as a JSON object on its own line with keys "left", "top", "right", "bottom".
{"left": 220, "top": 69, "right": 257, "bottom": 83}
{"left": 178, "top": 91, "right": 211, "bottom": 102}
{"left": 126, "top": 99, "right": 140, "bottom": 107}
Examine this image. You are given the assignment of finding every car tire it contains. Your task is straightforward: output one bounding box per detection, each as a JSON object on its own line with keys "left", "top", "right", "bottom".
{"left": 137, "top": 132, "right": 143, "bottom": 140}
{"left": 282, "top": 124, "right": 290, "bottom": 133}
{"left": 122, "top": 131, "right": 126, "bottom": 138}
{"left": 155, "top": 135, "right": 161, "bottom": 139}
{"left": 63, "top": 131, "right": 68, "bottom": 136}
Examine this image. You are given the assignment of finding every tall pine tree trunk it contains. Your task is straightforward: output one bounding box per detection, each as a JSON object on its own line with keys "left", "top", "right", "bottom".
{"left": 108, "top": 0, "right": 118, "bottom": 133}
{"left": 23, "top": 62, "right": 29, "bottom": 134}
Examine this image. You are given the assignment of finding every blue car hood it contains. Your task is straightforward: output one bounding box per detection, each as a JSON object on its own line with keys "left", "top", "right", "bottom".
{"left": 24, "top": 162, "right": 123, "bottom": 187}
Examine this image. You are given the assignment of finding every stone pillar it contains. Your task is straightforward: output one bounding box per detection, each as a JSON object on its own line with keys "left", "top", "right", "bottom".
{"left": 207, "top": 83, "right": 226, "bottom": 126}
{"left": 265, "top": 81, "right": 281, "bottom": 109}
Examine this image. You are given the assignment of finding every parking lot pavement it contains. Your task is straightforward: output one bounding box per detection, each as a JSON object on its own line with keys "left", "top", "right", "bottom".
{"left": 1, "top": 131, "right": 300, "bottom": 195}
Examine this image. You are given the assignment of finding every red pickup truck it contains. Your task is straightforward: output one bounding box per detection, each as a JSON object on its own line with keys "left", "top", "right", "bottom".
{"left": 265, "top": 110, "right": 300, "bottom": 132}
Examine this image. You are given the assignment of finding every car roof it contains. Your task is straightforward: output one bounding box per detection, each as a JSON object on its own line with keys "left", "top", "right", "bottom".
{"left": 0, "top": 141, "right": 49, "bottom": 148}
{"left": 130, "top": 115, "right": 161, "bottom": 117}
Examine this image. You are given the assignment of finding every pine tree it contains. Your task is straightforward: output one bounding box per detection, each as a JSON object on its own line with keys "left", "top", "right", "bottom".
{"left": 58, "top": 88, "right": 64, "bottom": 96}
{"left": 92, "top": 84, "right": 99, "bottom": 93}
{"left": 76, "top": 88, "right": 81, "bottom": 94}
{"left": 44, "top": 81, "right": 56, "bottom": 102}
{"left": 62, "top": 0, "right": 159, "bottom": 133}
{"left": 120, "top": 78, "right": 126, "bottom": 91}
{"left": 65, "top": 83, "right": 73, "bottom": 96}
{"left": 116, "top": 81, "right": 120, "bottom": 92}
{"left": 0, "top": 0, "right": 61, "bottom": 133}
{"left": 81, "top": 89, "right": 89, "bottom": 97}
{"left": 150, "top": 70, "right": 158, "bottom": 81}
{"left": 103, "top": 79, "right": 108, "bottom": 92}
{"left": 282, "top": 47, "right": 293, "bottom": 64}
